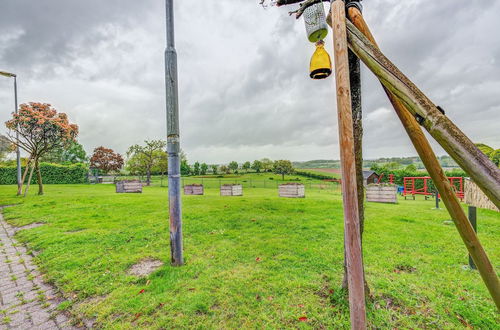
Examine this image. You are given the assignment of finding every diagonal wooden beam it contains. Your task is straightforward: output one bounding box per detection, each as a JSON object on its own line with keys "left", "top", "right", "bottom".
{"left": 346, "top": 7, "right": 500, "bottom": 311}
{"left": 343, "top": 16, "right": 500, "bottom": 210}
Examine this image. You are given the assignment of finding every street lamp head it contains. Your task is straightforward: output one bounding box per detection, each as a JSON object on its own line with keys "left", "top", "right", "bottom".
{"left": 0, "top": 71, "right": 16, "bottom": 78}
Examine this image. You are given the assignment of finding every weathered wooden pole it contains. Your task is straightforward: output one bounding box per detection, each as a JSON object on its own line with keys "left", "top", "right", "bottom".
{"left": 346, "top": 7, "right": 500, "bottom": 310}
{"left": 468, "top": 206, "right": 477, "bottom": 270}
{"left": 343, "top": 17, "right": 500, "bottom": 210}
{"left": 165, "top": 0, "right": 184, "bottom": 266}
{"left": 331, "top": 1, "right": 367, "bottom": 328}
{"left": 341, "top": 0, "right": 366, "bottom": 293}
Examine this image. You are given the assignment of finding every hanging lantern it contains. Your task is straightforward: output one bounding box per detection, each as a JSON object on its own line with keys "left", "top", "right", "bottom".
{"left": 310, "top": 41, "right": 332, "bottom": 80}
{"left": 303, "top": 2, "right": 328, "bottom": 43}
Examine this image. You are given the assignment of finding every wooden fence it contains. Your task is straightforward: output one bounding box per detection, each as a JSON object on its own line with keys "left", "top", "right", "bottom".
{"left": 464, "top": 178, "right": 498, "bottom": 211}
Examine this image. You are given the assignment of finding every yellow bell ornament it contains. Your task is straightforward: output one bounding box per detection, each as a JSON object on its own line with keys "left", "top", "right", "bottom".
{"left": 309, "top": 40, "right": 332, "bottom": 80}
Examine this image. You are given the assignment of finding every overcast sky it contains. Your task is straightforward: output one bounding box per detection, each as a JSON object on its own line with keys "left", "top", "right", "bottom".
{"left": 0, "top": 0, "right": 499, "bottom": 163}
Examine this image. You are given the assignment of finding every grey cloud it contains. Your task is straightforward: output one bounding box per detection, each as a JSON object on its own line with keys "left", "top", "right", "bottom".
{"left": 0, "top": 0, "right": 498, "bottom": 164}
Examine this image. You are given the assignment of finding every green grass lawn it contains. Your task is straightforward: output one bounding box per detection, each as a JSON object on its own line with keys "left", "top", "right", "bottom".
{"left": 0, "top": 185, "right": 498, "bottom": 329}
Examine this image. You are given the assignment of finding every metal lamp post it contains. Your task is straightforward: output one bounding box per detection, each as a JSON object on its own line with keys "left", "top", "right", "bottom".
{"left": 165, "top": 0, "right": 184, "bottom": 266}
{"left": 0, "top": 71, "right": 22, "bottom": 194}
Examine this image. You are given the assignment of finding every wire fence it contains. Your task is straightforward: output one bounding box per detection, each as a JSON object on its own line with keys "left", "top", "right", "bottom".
{"left": 100, "top": 175, "right": 342, "bottom": 192}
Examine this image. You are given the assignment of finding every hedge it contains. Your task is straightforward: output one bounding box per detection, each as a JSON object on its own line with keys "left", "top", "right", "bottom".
{"left": 0, "top": 163, "right": 88, "bottom": 185}
{"left": 295, "top": 170, "right": 338, "bottom": 180}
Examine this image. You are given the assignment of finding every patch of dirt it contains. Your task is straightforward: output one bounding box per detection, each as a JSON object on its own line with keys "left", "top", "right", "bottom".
{"left": 394, "top": 264, "right": 417, "bottom": 273}
{"left": 15, "top": 222, "right": 45, "bottom": 232}
{"left": 127, "top": 258, "right": 164, "bottom": 277}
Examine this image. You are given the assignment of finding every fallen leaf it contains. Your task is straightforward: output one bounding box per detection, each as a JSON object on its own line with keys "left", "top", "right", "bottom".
{"left": 255, "top": 295, "right": 261, "bottom": 301}
{"left": 298, "top": 316, "right": 308, "bottom": 322}
{"left": 146, "top": 280, "right": 151, "bottom": 286}
{"left": 138, "top": 289, "right": 145, "bottom": 295}
{"left": 256, "top": 257, "right": 261, "bottom": 262}
{"left": 267, "top": 296, "right": 273, "bottom": 301}
{"left": 188, "top": 288, "right": 196, "bottom": 291}
{"left": 133, "top": 313, "right": 141, "bottom": 321}
{"left": 298, "top": 304, "right": 304, "bottom": 308}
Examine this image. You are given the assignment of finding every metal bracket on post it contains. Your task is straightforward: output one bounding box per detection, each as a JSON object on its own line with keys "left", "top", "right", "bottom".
{"left": 345, "top": 0, "right": 362, "bottom": 12}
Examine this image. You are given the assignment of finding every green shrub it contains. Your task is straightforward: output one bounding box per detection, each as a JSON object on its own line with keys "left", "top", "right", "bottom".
{"left": 294, "top": 170, "right": 335, "bottom": 181}
{"left": 0, "top": 163, "right": 88, "bottom": 185}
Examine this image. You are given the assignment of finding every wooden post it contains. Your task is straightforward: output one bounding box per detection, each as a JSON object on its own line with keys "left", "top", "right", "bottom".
{"left": 331, "top": 2, "right": 367, "bottom": 328}
{"left": 343, "top": 17, "right": 500, "bottom": 210}
{"left": 346, "top": 8, "right": 500, "bottom": 310}
{"left": 468, "top": 206, "right": 477, "bottom": 270}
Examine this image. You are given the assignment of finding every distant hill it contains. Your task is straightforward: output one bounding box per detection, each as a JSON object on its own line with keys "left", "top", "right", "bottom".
{"left": 294, "top": 156, "right": 459, "bottom": 170}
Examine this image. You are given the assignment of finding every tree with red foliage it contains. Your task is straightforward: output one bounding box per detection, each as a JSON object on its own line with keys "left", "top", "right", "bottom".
{"left": 90, "top": 147, "right": 124, "bottom": 174}
{"left": 5, "top": 102, "right": 78, "bottom": 196}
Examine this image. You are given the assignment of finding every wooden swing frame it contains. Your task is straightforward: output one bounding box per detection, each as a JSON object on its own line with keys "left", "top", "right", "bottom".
{"left": 277, "top": 0, "right": 500, "bottom": 328}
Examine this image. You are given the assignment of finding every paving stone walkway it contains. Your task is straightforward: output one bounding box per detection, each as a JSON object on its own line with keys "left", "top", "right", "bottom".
{"left": 0, "top": 209, "right": 75, "bottom": 329}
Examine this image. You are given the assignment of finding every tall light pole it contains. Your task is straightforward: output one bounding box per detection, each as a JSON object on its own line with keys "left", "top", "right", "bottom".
{"left": 0, "top": 71, "right": 22, "bottom": 194}
{"left": 165, "top": 0, "right": 184, "bottom": 266}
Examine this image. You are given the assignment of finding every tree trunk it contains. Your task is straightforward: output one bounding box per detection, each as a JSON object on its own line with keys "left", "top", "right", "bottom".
{"left": 35, "top": 160, "right": 44, "bottom": 195}
{"left": 23, "top": 161, "right": 36, "bottom": 197}
{"left": 282, "top": 173, "right": 285, "bottom": 181}
{"left": 146, "top": 169, "right": 151, "bottom": 186}
{"left": 18, "top": 157, "right": 32, "bottom": 196}
{"left": 342, "top": 48, "right": 369, "bottom": 296}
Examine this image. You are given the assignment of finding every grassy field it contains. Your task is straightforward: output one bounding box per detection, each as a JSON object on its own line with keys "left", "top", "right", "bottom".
{"left": 0, "top": 184, "right": 498, "bottom": 329}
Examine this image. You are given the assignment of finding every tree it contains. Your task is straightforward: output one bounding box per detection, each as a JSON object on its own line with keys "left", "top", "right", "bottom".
{"left": 273, "top": 160, "right": 294, "bottom": 180}
{"left": 193, "top": 161, "right": 201, "bottom": 176}
{"left": 405, "top": 164, "right": 417, "bottom": 172}
{"left": 251, "top": 160, "right": 263, "bottom": 173}
{"left": 229, "top": 161, "right": 239, "bottom": 173}
{"left": 242, "top": 161, "right": 251, "bottom": 173}
{"left": 5, "top": 102, "right": 78, "bottom": 195}
{"left": 180, "top": 160, "right": 191, "bottom": 176}
{"left": 261, "top": 158, "right": 273, "bottom": 172}
{"left": 154, "top": 151, "right": 169, "bottom": 176}
{"left": 40, "top": 140, "right": 87, "bottom": 164}
{"left": 127, "top": 140, "right": 167, "bottom": 185}
{"left": 384, "top": 162, "right": 401, "bottom": 170}
{"left": 0, "top": 134, "right": 13, "bottom": 161}
{"left": 476, "top": 143, "right": 494, "bottom": 157}
{"left": 490, "top": 149, "right": 500, "bottom": 167}
{"left": 219, "top": 165, "right": 230, "bottom": 174}
{"left": 211, "top": 164, "right": 218, "bottom": 175}
{"left": 200, "top": 163, "right": 208, "bottom": 175}
{"left": 90, "top": 147, "right": 124, "bottom": 175}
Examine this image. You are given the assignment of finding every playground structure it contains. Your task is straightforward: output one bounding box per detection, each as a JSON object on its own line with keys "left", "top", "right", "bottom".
{"left": 165, "top": 0, "right": 500, "bottom": 328}
{"left": 403, "top": 176, "right": 464, "bottom": 201}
